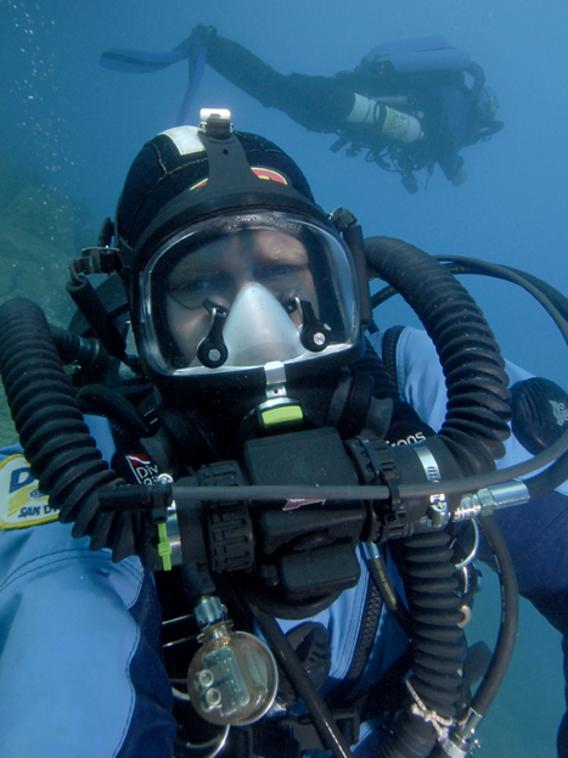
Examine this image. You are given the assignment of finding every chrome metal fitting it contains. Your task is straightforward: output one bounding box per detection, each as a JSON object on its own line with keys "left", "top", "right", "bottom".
{"left": 454, "top": 481, "right": 530, "bottom": 522}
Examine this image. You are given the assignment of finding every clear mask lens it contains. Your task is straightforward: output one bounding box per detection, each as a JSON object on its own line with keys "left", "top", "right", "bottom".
{"left": 138, "top": 212, "right": 359, "bottom": 375}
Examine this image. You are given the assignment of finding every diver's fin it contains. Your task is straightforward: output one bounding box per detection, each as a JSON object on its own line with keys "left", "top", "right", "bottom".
{"left": 100, "top": 47, "right": 189, "bottom": 73}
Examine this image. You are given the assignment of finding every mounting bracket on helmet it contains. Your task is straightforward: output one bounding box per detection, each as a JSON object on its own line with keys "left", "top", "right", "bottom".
{"left": 199, "top": 106, "right": 232, "bottom": 137}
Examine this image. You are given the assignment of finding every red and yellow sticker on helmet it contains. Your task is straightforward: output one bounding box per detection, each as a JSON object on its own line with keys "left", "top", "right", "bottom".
{"left": 249, "top": 166, "right": 288, "bottom": 184}
{"left": 189, "top": 166, "right": 289, "bottom": 192}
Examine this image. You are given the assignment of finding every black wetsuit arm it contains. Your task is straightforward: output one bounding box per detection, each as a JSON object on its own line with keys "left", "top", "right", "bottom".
{"left": 206, "top": 31, "right": 355, "bottom": 133}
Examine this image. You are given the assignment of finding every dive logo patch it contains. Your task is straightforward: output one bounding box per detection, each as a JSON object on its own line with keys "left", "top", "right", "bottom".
{"left": 0, "top": 454, "right": 58, "bottom": 529}
{"left": 550, "top": 400, "right": 568, "bottom": 427}
{"left": 125, "top": 453, "right": 160, "bottom": 485}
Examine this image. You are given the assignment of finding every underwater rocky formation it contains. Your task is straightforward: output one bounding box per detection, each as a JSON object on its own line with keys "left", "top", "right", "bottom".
{"left": 0, "top": 153, "right": 96, "bottom": 445}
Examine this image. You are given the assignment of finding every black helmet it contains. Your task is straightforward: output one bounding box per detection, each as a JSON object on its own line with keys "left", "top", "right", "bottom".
{"left": 115, "top": 110, "right": 364, "bottom": 404}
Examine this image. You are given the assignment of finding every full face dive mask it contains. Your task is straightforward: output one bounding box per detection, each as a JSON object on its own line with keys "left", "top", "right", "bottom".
{"left": 117, "top": 110, "right": 363, "bottom": 390}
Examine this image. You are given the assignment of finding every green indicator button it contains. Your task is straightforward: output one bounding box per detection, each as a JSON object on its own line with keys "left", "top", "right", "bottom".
{"left": 261, "top": 405, "right": 304, "bottom": 427}
{"left": 157, "top": 522, "right": 172, "bottom": 571}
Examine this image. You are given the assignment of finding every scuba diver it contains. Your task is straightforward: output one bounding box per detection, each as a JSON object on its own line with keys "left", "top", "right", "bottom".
{"left": 100, "top": 27, "right": 504, "bottom": 193}
{"left": 0, "top": 108, "right": 567, "bottom": 758}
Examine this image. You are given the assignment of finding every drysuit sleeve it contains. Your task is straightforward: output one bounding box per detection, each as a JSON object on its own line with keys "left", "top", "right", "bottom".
{"left": 0, "top": 433, "right": 176, "bottom": 757}
{"left": 371, "top": 326, "right": 568, "bottom": 756}
{"left": 203, "top": 30, "right": 356, "bottom": 133}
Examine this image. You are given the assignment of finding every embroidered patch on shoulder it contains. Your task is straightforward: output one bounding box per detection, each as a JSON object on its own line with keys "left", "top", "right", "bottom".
{"left": 0, "top": 454, "right": 58, "bottom": 529}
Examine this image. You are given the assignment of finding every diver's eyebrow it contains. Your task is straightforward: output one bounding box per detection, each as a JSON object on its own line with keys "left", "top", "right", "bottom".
{"left": 169, "top": 261, "right": 221, "bottom": 277}
{"left": 254, "top": 240, "right": 308, "bottom": 257}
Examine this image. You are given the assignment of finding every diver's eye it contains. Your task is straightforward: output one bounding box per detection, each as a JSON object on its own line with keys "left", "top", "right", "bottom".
{"left": 255, "top": 262, "right": 308, "bottom": 285}
{"left": 169, "top": 273, "right": 230, "bottom": 309}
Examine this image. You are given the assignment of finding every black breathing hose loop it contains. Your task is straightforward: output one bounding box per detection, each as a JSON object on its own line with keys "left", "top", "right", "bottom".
{"left": 0, "top": 298, "right": 132, "bottom": 561}
{"left": 365, "top": 237, "right": 512, "bottom": 476}
{"left": 469, "top": 516, "right": 518, "bottom": 717}
{"left": 401, "top": 532, "right": 465, "bottom": 718}
{"left": 378, "top": 530, "right": 466, "bottom": 758}
{"left": 365, "top": 238, "right": 514, "bottom": 757}
{"left": 427, "top": 517, "right": 519, "bottom": 757}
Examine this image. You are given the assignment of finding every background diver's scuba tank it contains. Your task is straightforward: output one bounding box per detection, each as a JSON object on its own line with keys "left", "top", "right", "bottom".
{"left": 345, "top": 93, "right": 423, "bottom": 145}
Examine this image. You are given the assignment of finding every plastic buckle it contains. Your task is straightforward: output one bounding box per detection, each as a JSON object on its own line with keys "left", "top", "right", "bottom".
{"left": 199, "top": 107, "right": 232, "bottom": 139}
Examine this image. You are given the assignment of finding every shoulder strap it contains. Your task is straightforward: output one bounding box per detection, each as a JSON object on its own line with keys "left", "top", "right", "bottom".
{"left": 375, "top": 326, "right": 438, "bottom": 445}
{"left": 379, "top": 325, "right": 406, "bottom": 398}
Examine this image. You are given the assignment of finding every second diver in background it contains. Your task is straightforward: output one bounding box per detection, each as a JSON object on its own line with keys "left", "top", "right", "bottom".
{"left": 101, "top": 26, "right": 504, "bottom": 193}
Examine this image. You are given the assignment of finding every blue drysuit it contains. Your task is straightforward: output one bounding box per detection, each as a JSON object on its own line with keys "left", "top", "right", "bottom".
{"left": 0, "top": 326, "right": 566, "bottom": 756}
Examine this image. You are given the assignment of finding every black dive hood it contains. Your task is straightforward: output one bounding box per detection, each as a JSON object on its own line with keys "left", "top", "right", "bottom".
{"left": 119, "top": 113, "right": 332, "bottom": 275}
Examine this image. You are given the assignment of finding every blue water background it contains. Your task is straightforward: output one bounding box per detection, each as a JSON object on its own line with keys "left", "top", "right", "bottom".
{"left": 1, "top": 1, "right": 566, "bottom": 754}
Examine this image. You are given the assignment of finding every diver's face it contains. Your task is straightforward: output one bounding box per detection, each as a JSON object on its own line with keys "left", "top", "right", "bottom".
{"left": 165, "top": 229, "right": 317, "bottom": 363}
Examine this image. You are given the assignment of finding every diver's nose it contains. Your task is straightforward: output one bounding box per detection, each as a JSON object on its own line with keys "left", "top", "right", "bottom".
{"left": 222, "top": 282, "right": 303, "bottom": 366}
